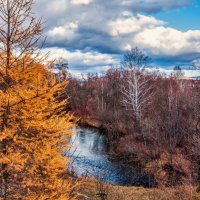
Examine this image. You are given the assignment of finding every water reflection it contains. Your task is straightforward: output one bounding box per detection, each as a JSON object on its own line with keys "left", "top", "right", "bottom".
{"left": 67, "top": 127, "right": 154, "bottom": 186}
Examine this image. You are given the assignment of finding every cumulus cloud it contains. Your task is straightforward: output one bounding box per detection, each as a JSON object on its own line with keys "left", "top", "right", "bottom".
{"left": 35, "top": 0, "right": 199, "bottom": 57}
{"left": 32, "top": 0, "right": 200, "bottom": 75}
{"left": 47, "top": 22, "right": 79, "bottom": 42}
{"left": 108, "top": 14, "right": 165, "bottom": 36}
{"left": 42, "top": 47, "right": 119, "bottom": 72}
{"left": 134, "top": 27, "right": 200, "bottom": 56}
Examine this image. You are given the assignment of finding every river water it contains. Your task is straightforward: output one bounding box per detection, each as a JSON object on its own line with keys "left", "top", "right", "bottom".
{"left": 67, "top": 127, "right": 153, "bottom": 186}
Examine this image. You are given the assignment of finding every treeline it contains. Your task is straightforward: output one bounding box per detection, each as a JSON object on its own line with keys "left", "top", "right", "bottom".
{"left": 66, "top": 48, "right": 200, "bottom": 186}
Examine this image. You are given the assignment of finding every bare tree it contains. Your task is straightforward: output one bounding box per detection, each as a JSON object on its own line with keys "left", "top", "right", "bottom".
{"left": 121, "top": 47, "right": 154, "bottom": 123}
{"left": 171, "top": 66, "right": 184, "bottom": 79}
{"left": 0, "top": 0, "right": 43, "bottom": 71}
{"left": 121, "top": 47, "right": 149, "bottom": 69}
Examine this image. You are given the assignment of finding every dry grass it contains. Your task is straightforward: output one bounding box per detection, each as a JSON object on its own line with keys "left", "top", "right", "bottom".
{"left": 77, "top": 178, "right": 200, "bottom": 200}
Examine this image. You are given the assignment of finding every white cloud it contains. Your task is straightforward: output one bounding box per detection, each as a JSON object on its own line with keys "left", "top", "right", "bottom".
{"left": 71, "top": 0, "right": 93, "bottom": 5}
{"left": 47, "top": 22, "right": 78, "bottom": 41}
{"left": 42, "top": 5, "right": 200, "bottom": 59}
{"left": 109, "top": 14, "right": 164, "bottom": 36}
{"left": 41, "top": 47, "right": 119, "bottom": 77}
{"left": 133, "top": 27, "right": 200, "bottom": 56}
{"left": 33, "top": 0, "right": 200, "bottom": 74}
{"left": 42, "top": 47, "right": 119, "bottom": 69}
{"left": 40, "top": 48, "right": 200, "bottom": 78}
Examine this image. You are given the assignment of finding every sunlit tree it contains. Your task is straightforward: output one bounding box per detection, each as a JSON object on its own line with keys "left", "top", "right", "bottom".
{"left": 121, "top": 48, "right": 154, "bottom": 123}
{"left": 0, "top": 0, "right": 76, "bottom": 199}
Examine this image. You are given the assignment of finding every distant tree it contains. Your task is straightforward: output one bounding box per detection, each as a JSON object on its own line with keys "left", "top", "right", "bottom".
{"left": 172, "top": 66, "right": 184, "bottom": 78}
{"left": 0, "top": 0, "right": 77, "bottom": 199}
{"left": 122, "top": 47, "right": 149, "bottom": 69}
{"left": 55, "top": 58, "right": 70, "bottom": 81}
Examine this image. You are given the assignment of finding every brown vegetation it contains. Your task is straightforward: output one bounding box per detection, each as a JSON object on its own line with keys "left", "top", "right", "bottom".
{"left": 78, "top": 178, "right": 200, "bottom": 200}
{"left": 66, "top": 48, "right": 200, "bottom": 187}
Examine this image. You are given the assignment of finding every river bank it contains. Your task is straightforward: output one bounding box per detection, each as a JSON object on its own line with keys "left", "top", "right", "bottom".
{"left": 68, "top": 128, "right": 199, "bottom": 199}
{"left": 77, "top": 177, "right": 200, "bottom": 200}
{"left": 78, "top": 118, "right": 149, "bottom": 165}
{"left": 77, "top": 118, "right": 195, "bottom": 187}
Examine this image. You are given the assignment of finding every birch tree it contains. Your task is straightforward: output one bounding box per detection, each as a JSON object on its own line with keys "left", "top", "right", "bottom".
{"left": 121, "top": 48, "right": 154, "bottom": 123}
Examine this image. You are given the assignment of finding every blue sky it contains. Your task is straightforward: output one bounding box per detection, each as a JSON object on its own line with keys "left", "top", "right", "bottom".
{"left": 34, "top": 0, "right": 200, "bottom": 77}
{"left": 153, "top": 0, "right": 200, "bottom": 31}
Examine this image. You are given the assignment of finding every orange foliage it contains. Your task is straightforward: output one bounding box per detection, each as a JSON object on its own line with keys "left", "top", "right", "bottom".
{"left": 0, "top": 0, "right": 77, "bottom": 199}
{"left": 0, "top": 57, "right": 77, "bottom": 199}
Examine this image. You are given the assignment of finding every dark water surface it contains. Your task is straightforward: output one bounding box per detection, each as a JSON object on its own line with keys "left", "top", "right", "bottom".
{"left": 67, "top": 127, "right": 153, "bottom": 186}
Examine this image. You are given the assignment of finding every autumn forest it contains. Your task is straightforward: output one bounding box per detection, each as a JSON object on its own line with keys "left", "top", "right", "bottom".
{"left": 0, "top": 0, "right": 200, "bottom": 200}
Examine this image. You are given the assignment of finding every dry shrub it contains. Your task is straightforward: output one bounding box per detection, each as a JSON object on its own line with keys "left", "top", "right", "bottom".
{"left": 79, "top": 177, "right": 200, "bottom": 200}
{"left": 147, "top": 152, "right": 192, "bottom": 186}
{"left": 149, "top": 185, "right": 199, "bottom": 200}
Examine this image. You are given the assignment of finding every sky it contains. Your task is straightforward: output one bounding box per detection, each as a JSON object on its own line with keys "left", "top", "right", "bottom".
{"left": 34, "top": 0, "right": 200, "bottom": 77}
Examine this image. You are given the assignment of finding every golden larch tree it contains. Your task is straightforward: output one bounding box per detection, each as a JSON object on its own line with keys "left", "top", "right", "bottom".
{"left": 0, "top": 0, "right": 77, "bottom": 199}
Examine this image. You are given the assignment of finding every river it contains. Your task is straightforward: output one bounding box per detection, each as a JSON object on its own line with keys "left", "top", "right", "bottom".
{"left": 67, "top": 127, "right": 154, "bottom": 186}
